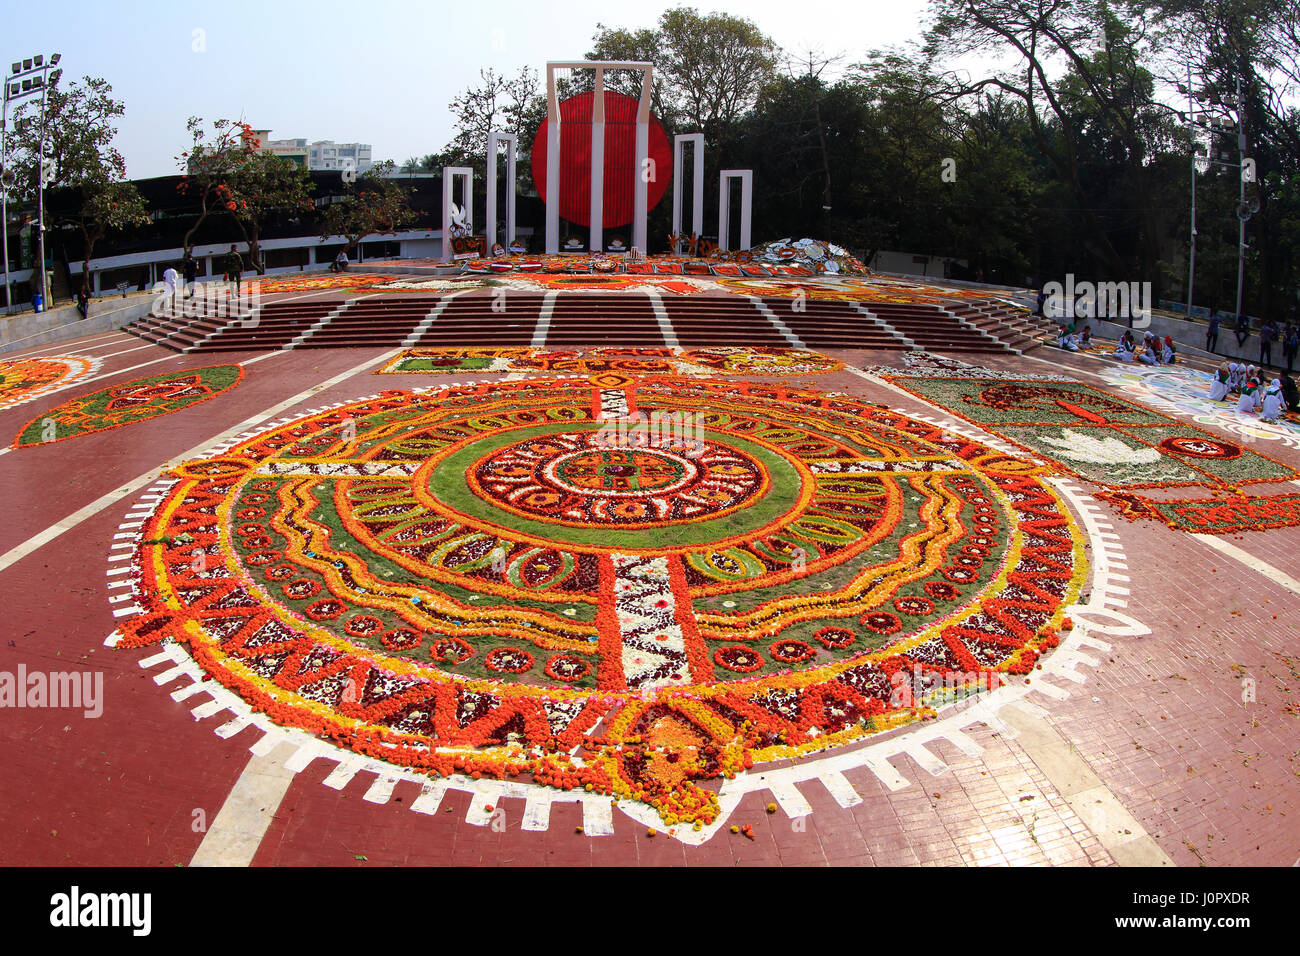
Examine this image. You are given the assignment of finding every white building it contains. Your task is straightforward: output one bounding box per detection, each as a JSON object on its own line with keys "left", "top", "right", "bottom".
{"left": 306, "top": 141, "right": 373, "bottom": 173}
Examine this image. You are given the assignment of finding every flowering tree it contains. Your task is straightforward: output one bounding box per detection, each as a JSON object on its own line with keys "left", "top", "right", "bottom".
{"left": 175, "top": 117, "right": 258, "bottom": 257}
{"left": 226, "top": 150, "right": 314, "bottom": 274}
{"left": 317, "top": 160, "right": 415, "bottom": 258}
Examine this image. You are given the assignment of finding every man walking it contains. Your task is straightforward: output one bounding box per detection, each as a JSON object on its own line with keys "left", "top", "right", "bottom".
{"left": 182, "top": 253, "right": 198, "bottom": 299}
{"left": 223, "top": 244, "right": 243, "bottom": 297}
{"left": 1259, "top": 318, "right": 1277, "bottom": 368}
{"left": 1205, "top": 308, "right": 1220, "bottom": 354}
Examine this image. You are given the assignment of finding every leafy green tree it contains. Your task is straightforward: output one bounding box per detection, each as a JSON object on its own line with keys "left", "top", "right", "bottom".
{"left": 318, "top": 160, "right": 416, "bottom": 257}
{"left": 226, "top": 149, "right": 315, "bottom": 274}
{"left": 5, "top": 74, "right": 149, "bottom": 290}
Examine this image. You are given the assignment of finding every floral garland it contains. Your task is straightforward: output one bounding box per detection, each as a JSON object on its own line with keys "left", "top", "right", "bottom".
{"left": 1097, "top": 489, "right": 1300, "bottom": 534}
{"left": 376, "top": 347, "right": 842, "bottom": 377}
{"left": 12, "top": 364, "right": 244, "bottom": 447}
{"left": 885, "top": 375, "right": 1298, "bottom": 493}
{"left": 0, "top": 355, "right": 101, "bottom": 410}
{"left": 116, "top": 375, "right": 1086, "bottom": 828}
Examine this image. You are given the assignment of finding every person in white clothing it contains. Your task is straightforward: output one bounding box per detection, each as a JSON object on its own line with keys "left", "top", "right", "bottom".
{"left": 1261, "top": 379, "right": 1284, "bottom": 422}
{"left": 162, "top": 266, "right": 179, "bottom": 314}
{"left": 1209, "top": 363, "right": 1230, "bottom": 401}
{"left": 1237, "top": 371, "right": 1261, "bottom": 413}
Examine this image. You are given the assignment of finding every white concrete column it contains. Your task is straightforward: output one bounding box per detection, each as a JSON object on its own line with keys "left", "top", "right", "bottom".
{"left": 672, "top": 133, "right": 704, "bottom": 253}
{"left": 442, "top": 167, "right": 473, "bottom": 262}
{"left": 718, "top": 169, "right": 754, "bottom": 252}
{"left": 486, "top": 131, "right": 518, "bottom": 250}
{"left": 545, "top": 69, "right": 561, "bottom": 254}
{"left": 590, "top": 68, "right": 606, "bottom": 252}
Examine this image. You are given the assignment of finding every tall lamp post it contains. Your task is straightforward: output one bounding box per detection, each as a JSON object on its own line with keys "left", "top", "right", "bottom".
{"left": 1, "top": 52, "right": 60, "bottom": 314}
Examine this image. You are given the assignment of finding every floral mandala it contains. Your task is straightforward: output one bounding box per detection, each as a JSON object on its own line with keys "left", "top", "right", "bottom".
{"left": 0, "top": 355, "right": 100, "bottom": 410}
{"left": 116, "top": 376, "right": 1087, "bottom": 829}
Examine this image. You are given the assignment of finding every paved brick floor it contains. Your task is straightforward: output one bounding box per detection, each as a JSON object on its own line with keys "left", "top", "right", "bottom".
{"left": 1, "top": 308, "right": 1295, "bottom": 867}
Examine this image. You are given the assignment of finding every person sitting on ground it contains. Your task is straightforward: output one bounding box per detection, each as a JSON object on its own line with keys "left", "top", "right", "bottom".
{"left": 1238, "top": 368, "right": 1262, "bottom": 414}
{"left": 1115, "top": 330, "right": 1136, "bottom": 361}
{"left": 1161, "top": 335, "right": 1177, "bottom": 364}
{"left": 1282, "top": 373, "right": 1299, "bottom": 412}
{"left": 1209, "top": 363, "right": 1231, "bottom": 402}
{"left": 1227, "top": 362, "right": 1242, "bottom": 394}
{"left": 1057, "top": 323, "right": 1079, "bottom": 351}
{"left": 1138, "top": 332, "right": 1159, "bottom": 365}
{"left": 1261, "top": 378, "right": 1284, "bottom": 423}
{"left": 330, "top": 249, "right": 349, "bottom": 273}
{"left": 1079, "top": 325, "right": 1093, "bottom": 350}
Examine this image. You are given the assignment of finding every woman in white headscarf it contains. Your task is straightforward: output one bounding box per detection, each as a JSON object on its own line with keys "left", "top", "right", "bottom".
{"left": 1238, "top": 368, "right": 1261, "bottom": 413}
{"left": 1261, "top": 379, "right": 1284, "bottom": 422}
{"left": 1209, "top": 363, "right": 1231, "bottom": 401}
{"left": 1227, "top": 362, "right": 1242, "bottom": 393}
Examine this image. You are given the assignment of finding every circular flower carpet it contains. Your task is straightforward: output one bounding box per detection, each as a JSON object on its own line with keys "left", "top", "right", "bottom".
{"left": 117, "top": 376, "right": 1086, "bottom": 829}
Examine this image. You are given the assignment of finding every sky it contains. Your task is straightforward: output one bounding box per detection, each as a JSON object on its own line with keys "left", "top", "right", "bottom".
{"left": 0, "top": 0, "right": 935, "bottom": 180}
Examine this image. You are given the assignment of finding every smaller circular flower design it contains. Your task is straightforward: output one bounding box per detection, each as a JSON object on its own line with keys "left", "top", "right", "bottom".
{"left": 344, "top": 615, "right": 385, "bottom": 638}
{"left": 282, "top": 578, "right": 321, "bottom": 600}
{"left": 770, "top": 639, "right": 814, "bottom": 664}
{"left": 545, "top": 655, "right": 590, "bottom": 682}
{"left": 714, "top": 645, "right": 764, "bottom": 673}
{"left": 380, "top": 628, "right": 423, "bottom": 651}
{"left": 894, "top": 595, "right": 934, "bottom": 616}
{"left": 304, "top": 598, "right": 345, "bottom": 621}
{"left": 430, "top": 637, "right": 473, "bottom": 665}
{"left": 860, "top": 611, "right": 902, "bottom": 635}
{"left": 925, "top": 581, "right": 962, "bottom": 602}
{"left": 814, "top": 627, "right": 856, "bottom": 650}
{"left": 486, "top": 648, "right": 534, "bottom": 673}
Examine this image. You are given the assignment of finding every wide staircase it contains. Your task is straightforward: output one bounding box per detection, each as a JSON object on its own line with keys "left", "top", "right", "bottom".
{"left": 123, "top": 290, "right": 1046, "bottom": 355}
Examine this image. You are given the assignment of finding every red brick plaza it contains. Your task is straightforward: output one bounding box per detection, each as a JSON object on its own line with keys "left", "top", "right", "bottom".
{"left": 1, "top": 273, "right": 1295, "bottom": 877}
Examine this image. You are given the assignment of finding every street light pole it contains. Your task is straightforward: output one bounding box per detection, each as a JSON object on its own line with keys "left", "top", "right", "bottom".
{"left": 1, "top": 53, "right": 59, "bottom": 314}
{"left": 1, "top": 91, "right": 10, "bottom": 314}
{"left": 1185, "top": 64, "right": 1196, "bottom": 323}
{"left": 35, "top": 63, "right": 48, "bottom": 309}
{"left": 1234, "top": 76, "right": 1248, "bottom": 321}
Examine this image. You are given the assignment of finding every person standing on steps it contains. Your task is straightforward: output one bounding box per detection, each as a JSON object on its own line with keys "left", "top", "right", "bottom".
{"left": 223, "top": 244, "right": 243, "bottom": 297}
{"left": 1205, "top": 307, "right": 1220, "bottom": 353}
{"left": 1284, "top": 321, "right": 1298, "bottom": 374}
{"left": 76, "top": 284, "right": 89, "bottom": 319}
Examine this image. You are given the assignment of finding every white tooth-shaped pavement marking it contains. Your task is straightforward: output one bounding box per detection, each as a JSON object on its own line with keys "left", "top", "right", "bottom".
{"left": 410, "top": 783, "right": 448, "bottom": 815}
{"left": 522, "top": 793, "right": 553, "bottom": 831}
{"left": 818, "top": 770, "right": 863, "bottom": 808}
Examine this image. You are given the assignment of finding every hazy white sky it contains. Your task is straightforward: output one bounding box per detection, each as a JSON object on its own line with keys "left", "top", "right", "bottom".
{"left": 2, "top": 0, "right": 934, "bottom": 179}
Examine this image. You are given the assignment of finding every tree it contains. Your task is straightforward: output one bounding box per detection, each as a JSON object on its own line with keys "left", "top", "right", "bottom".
{"left": 75, "top": 177, "right": 150, "bottom": 286}
{"left": 444, "top": 67, "right": 540, "bottom": 173}
{"left": 924, "top": 0, "right": 1168, "bottom": 278}
{"left": 175, "top": 117, "right": 258, "bottom": 257}
{"left": 317, "top": 160, "right": 416, "bottom": 257}
{"left": 226, "top": 150, "right": 314, "bottom": 274}
{"left": 6, "top": 74, "right": 148, "bottom": 291}
{"left": 590, "top": 8, "right": 779, "bottom": 150}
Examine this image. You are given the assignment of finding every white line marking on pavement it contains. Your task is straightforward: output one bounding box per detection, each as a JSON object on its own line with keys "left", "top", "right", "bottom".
{"left": 0, "top": 346, "right": 402, "bottom": 574}
{"left": 1191, "top": 533, "right": 1300, "bottom": 596}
